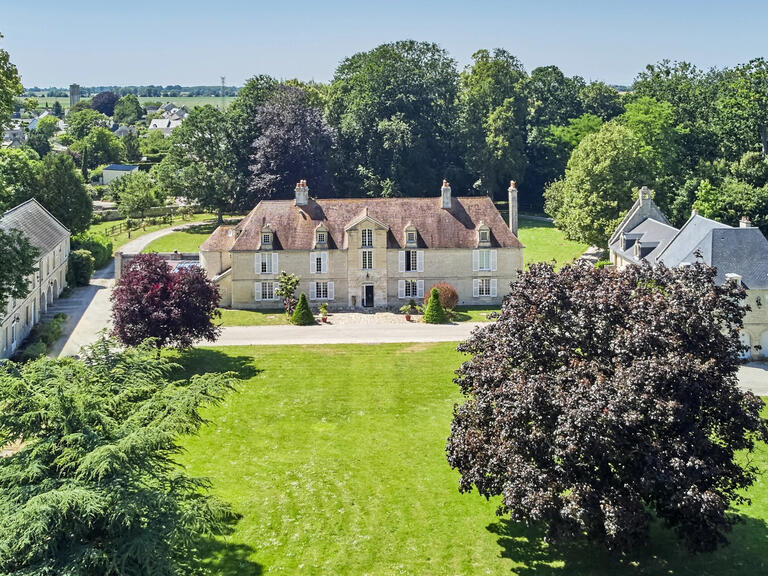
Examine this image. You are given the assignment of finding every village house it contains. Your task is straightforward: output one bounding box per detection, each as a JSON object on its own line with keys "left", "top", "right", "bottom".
{"left": 102, "top": 164, "right": 139, "bottom": 185}
{"left": 609, "top": 187, "right": 768, "bottom": 359}
{"left": 0, "top": 199, "right": 70, "bottom": 359}
{"left": 201, "top": 180, "right": 524, "bottom": 310}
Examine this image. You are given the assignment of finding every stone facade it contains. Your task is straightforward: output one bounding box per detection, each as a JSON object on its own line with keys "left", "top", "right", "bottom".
{"left": 1, "top": 200, "right": 70, "bottom": 359}
{"left": 202, "top": 181, "right": 524, "bottom": 311}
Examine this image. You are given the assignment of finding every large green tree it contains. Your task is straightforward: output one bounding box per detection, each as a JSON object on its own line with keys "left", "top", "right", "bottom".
{"left": 0, "top": 147, "right": 41, "bottom": 210}
{"left": 72, "top": 126, "right": 125, "bottom": 168}
{"left": 716, "top": 58, "right": 768, "bottom": 158}
{"left": 0, "top": 228, "right": 38, "bottom": 320}
{"left": 156, "top": 105, "right": 238, "bottom": 222}
{"left": 327, "top": 41, "right": 459, "bottom": 197}
{"left": 33, "top": 154, "right": 93, "bottom": 233}
{"left": 544, "top": 122, "right": 650, "bottom": 247}
{"left": 457, "top": 49, "right": 528, "bottom": 199}
{"left": 0, "top": 33, "right": 22, "bottom": 128}
{"left": 0, "top": 338, "right": 237, "bottom": 575}
{"left": 113, "top": 93, "right": 144, "bottom": 125}
{"left": 66, "top": 108, "right": 110, "bottom": 140}
{"left": 111, "top": 170, "right": 163, "bottom": 217}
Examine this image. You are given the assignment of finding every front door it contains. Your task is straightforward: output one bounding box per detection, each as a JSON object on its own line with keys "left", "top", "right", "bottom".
{"left": 363, "top": 285, "right": 374, "bottom": 308}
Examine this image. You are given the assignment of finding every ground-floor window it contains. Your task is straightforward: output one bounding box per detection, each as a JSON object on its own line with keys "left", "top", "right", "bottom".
{"left": 398, "top": 279, "right": 424, "bottom": 299}
{"left": 310, "top": 281, "right": 334, "bottom": 300}
{"left": 473, "top": 278, "right": 498, "bottom": 298}
{"left": 255, "top": 281, "right": 278, "bottom": 301}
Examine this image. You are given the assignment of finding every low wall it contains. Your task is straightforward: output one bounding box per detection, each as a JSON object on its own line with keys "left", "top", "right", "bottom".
{"left": 115, "top": 252, "right": 199, "bottom": 280}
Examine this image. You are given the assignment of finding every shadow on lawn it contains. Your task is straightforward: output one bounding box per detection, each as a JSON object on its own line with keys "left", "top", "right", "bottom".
{"left": 489, "top": 515, "right": 768, "bottom": 575}
{"left": 194, "top": 514, "right": 264, "bottom": 576}
{"left": 173, "top": 347, "right": 262, "bottom": 381}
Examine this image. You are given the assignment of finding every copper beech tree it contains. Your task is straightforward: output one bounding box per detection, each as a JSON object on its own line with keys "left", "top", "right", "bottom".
{"left": 447, "top": 261, "right": 767, "bottom": 553}
{"left": 112, "top": 253, "right": 221, "bottom": 349}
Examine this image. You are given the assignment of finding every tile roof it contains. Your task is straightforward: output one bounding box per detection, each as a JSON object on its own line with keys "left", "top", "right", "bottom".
{"left": 0, "top": 199, "right": 69, "bottom": 254}
{"left": 202, "top": 196, "right": 522, "bottom": 252}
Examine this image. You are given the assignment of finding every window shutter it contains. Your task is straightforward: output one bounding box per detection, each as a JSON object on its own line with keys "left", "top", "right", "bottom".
{"left": 272, "top": 282, "right": 279, "bottom": 300}
{"left": 417, "top": 280, "right": 424, "bottom": 298}
{"left": 272, "top": 253, "right": 279, "bottom": 274}
{"left": 398, "top": 251, "right": 405, "bottom": 273}
{"left": 472, "top": 279, "right": 479, "bottom": 298}
{"left": 254, "top": 282, "right": 262, "bottom": 301}
{"left": 328, "top": 281, "right": 335, "bottom": 300}
{"left": 310, "top": 253, "right": 316, "bottom": 274}
{"left": 398, "top": 280, "right": 405, "bottom": 299}
{"left": 255, "top": 253, "right": 262, "bottom": 274}
{"left": 309, "top": 282, "right": 317, "bottom": 300}
{"left": 490, "top": 250, "right": 497, "bottom": 272}
{"left": 321, "top": 252, "right": 328, "bottom": 274}
{"left": 417, "top": 251, "right": 424, "bottom": 272}
{"left": 490, "top": 278, "right": 498, "bottom": 297}
{"left": 472, "top": 250, "right": 479, "bottom": 272}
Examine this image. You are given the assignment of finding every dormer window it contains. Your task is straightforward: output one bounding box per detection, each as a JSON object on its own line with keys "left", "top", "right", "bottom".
{"left": 317, "top": 232, "right": 326, "bottom": 244}
{"left": 262, "top": 233, "right": 271, "bottom": 245}
{"left": 261, "top": 225, "right": 273, "bottom": 249}
{"left": 477, "top": 223, "right": 491, "bottom": 247}
{"left": 407, "top": 231, "right": 416, "bottom": 244}
{"left": 404, "top": 224, "right": 417, "bottom": 247}
{"left": 315, "top": 224, "right": 329, "bottom": 248}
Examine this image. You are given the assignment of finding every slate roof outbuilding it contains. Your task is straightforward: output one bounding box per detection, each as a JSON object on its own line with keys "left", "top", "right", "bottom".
{"left": 0, "top": 199, "right": 69, "bottom": 254}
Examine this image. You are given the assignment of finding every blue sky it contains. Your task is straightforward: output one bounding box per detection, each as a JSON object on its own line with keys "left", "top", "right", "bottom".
{"left": 1, "top": 0, "right": 763, "bottom": 87}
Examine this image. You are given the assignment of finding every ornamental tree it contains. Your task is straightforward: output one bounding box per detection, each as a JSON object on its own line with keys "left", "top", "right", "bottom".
{"left": 0, "top": 229, "right": 38, "bottom": 319}
{"left": 112, "top": 253, "right": 221, "bottom": 348}
{"left": 423, "top": 287, "right": 448, "bottom": 324}
{"left": 0, "top": 338, "right": 237, "bottom": 575}
{"left": 447, "top": 261, "right": 767, "bottom": 553}
{"left": 290, "top": 292, "right": 315, "bottom": 325}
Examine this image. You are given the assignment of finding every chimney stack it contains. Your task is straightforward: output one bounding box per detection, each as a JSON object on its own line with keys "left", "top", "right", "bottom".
{"left": 508, "top": 180, "right": 519, "bottom": 236}
{"left": 295, "top": 179, "right": 309, "bottom": 206}
{"left": 740, "top": 216, "right": 752, "bottom": 228}
{"left": 441, "top": 179, "right": 452, "bottom": 209}
{"left": 638, "top": 185, "right": 651, "bottom": 206}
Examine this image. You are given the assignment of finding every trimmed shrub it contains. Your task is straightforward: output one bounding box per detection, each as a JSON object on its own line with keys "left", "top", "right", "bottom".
{"left": 291, "top": 292, "right": 315, "bottom": 325}
{"left": 594, "top": 259, "right": 613, "bottom": 269}
{"left": 67, "top": 249, "right": 95, "bottom": 286}
{"left": 423, "top": 288, "right": 448, "bottom": 324}
{"left": 16, "top": 340, "right": 47, "bottom": 362}
{"left": 34, "top": 314, "right": 67, "bottom": 346}
{"left": 423, "top": 282, "right": 459, "bottom": 311}
{"left": 72, "top": 232, "right": 113, "bottom": 269}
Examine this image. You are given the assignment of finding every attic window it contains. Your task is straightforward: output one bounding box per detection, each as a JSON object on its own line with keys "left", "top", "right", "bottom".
{"left": 262, "top": 232, "right": 272, "bottom": 246}
{"left": 407, "top": 231, "right": 416, "bottom": 244}
{"left": 317, "top": 231, "right": 326, "bottom": 244}
{"left": 477, "top": 224, "right": 491, "bottom": 246}
{"left": 479, "top": 230, "right": 489, "bottom": 243}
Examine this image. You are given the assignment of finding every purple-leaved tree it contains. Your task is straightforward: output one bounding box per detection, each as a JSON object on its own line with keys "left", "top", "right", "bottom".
{"left": 447, "top": 261, "right": 767, "bottom": 553}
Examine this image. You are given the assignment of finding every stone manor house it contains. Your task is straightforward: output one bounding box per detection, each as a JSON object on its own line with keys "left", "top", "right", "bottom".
{"left": 201, "top": 180, "right": 524, "bottom": 310}
{"left": 0, "top": 199, "right": 70, "bottom": 359}
{"left": 610, "top": 187, "right": 768, "bottom": 360}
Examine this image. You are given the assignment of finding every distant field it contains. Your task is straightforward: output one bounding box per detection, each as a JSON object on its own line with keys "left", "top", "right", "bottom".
{"left": 26, "top": 95, "right": 228, "bottom": 110}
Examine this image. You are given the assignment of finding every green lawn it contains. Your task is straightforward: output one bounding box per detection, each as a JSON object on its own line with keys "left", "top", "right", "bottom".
{"left": 29, "top": 95, "right": 227, "bottom": 110}
{"left": 216, "top": 308, "right": 288, "bottom": 326}
{"left": 141, "top": 222, "right": 223, "bottom": 253}
{"left": 452, "top": 305, "right": 498, "bottom": 322}
{"left": 176, "top": 344, "right": 768, "bottom": 575}
{"left": 518, "top": 216, "right": 590, "bottom": 269}
{"left": 87, "top": 213, "right": 218, "bottom": 253}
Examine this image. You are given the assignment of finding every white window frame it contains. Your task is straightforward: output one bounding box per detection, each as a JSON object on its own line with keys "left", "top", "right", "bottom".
{"left": 398, "top": 279, "right": 424, "bottom": 299}
{"left": 317, "top": 231, "right": 326, "bottom": 244}
{"left": 361, "top": 229, "right": 373, "bottom": 248}
{"left": 262, "top": 233, "right": 271, "bottom": 246}
{"left": 399, "top": 250, "right": 424, "bottom": 273}
{"left": 473, "top": 278, "right": 498, "bottom": 298}
{"left": 310, "top": 281, "right": 335, "bottom": 300}
{"left": 362, "top": 250, "right": 373, "bottom": 270}
{"left": 254, "top": 281, "right": 278, "bottom": 301}
{"left": 255, "top": 253, "right": 278, "bottom": 275}
{"left": 472, "top": 249, "right": 497, "bottom": 272}
{"left": 406, "top": 231, "right": 416, "bottom": 245}
{"left": 310, "top": 252, "right": 328, "bottom": 274}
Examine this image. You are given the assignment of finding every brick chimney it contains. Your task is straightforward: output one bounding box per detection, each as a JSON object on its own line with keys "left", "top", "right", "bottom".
{"left": 441, "top": 179, "right": 452, "bottom": 209}
{"left": 508, "top": 180, "right": 519, "bottom": 236}
{"left": 740, "top": 216, "right": 752, "bottom": 228}
{"left": 295, "top": 179, "right": 309, "bottom": 206}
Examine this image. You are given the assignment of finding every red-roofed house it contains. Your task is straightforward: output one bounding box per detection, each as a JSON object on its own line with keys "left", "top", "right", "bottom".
{"left": 201, "top": 180, "right": 524, "bottom": 310}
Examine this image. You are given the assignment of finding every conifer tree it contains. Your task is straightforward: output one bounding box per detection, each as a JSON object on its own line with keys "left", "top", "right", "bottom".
{"left": 291, "top": 292, "right": 315, "bottom": 325}
{"left": 423, "top": 287, "right": 448, "bottom": 324}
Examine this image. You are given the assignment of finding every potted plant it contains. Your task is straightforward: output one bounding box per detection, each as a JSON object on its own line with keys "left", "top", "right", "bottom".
{"left": 319, "top": 301, "right": 328, "bottom": 323}
{"left": 400, "top": 299, "right": 418, "bottom": 321}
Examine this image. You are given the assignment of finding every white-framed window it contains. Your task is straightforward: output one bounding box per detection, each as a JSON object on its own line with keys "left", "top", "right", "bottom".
{"left": 398, "top": 279, "right": 424, "bottom": 299}
{"left": 362, "top": 250, "right": 373, "bottom": 270}
{"left": 310, "top": 281, "right": 335, "bottom": 300}
{"left": 254, "top": 281, "right": 278, "bottom": 301}
{"left": 406, "top": 230, "right": 416, "bottom": 245}
{"left": 479, "top": 229, "right": 489, "bottom": 243}
{"left": 473, "top": 278, "right": 498, "bottom": 298}
{"left": 262, "top": 233, "right": 272, "bottom": 246}
{"left": 317, "top": 231, "right": 326, "bottom": 244}
{"left": 255, "top": 253, "right": 278, "bottom": 275}
{"left": 472, "top": 249, "right": 497, "bottom": 272}
{"left": 398, "top": 250, "right": 424, "bottom": 273}
{"left": 310, "top": 252, "right": 328, "bottom": 274}
{"left": 361, "top": 229, "right": 373, "bottom": 248}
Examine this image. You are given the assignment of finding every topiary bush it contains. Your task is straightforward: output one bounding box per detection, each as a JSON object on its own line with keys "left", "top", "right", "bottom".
{"left": 72, "top": 232, "right": 113, "bottom": 269}
{"left": 423, "top": 288, "right": 448, "bottom": 324}
{"left": 291, "top": 292, "right": 315, "bottom": 325}
{"left": 67, "top": 249, "right": 95, "bottom": 286}
{"left": 424, "top": 282, "right": 458, "bottom": 311}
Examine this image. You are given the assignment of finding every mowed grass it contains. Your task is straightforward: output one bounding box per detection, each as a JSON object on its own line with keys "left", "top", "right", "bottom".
{"left": 29, "top": 95, "right": 227, "bottom": 110}
{"left": 517, "top": 216, "right": 589, "bottom": 269}
{"left": 87, "top": 213, "right": 218, "bottom": 253}
{"left": 216, "top": 308, "right": 288, "bottom": 326}
{"left": 176, "top": 344, "right": 768, "bottom": 576}
{"left": 452, "top": 305, "right": 498, "bottom": 322}
{"left": 141, "top": 222, "right": 222, "bottom": 253}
